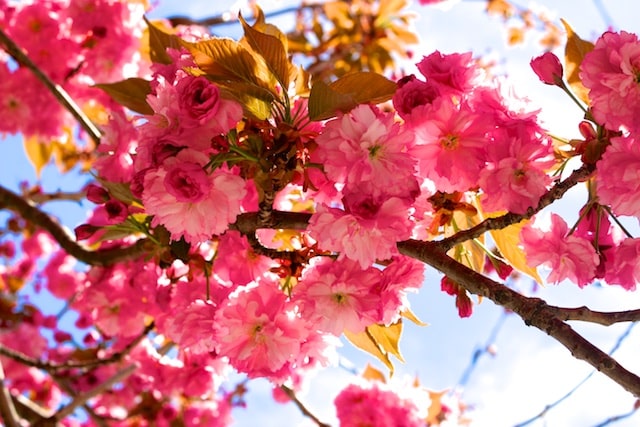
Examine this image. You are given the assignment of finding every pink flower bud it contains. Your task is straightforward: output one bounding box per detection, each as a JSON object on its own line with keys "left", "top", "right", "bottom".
{"left": 530, "top": 52, "right": 564, "bottom": 86}
{"left": 85, "top": 184, "right": 110, "bottom": 204}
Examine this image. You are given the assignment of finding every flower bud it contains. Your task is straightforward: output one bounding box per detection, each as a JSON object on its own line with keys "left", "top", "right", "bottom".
{"left": 530, "top": 52, "right": 564, "bottom": 86}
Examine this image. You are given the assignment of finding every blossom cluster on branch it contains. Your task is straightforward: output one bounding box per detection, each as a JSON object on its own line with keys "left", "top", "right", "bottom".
{"left": 1, "top": 0, "right": 640, "bottom": 426}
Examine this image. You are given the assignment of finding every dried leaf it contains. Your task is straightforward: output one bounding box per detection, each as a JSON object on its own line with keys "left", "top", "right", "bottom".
{"left": 344, "top": 328, "right": 394, "bottom": 374}
{"left": 23, "top": 135, "right": 53, "bottom": 178}
{"left": 561, "top": 19, "right": 594, "bottom": 105}
{"left": 362, "top": 363, "right": 387, "bottom": 383}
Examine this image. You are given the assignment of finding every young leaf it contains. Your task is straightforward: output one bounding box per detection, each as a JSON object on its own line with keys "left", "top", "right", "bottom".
{"left": 94, "top": 78, "right": 153, "bottom": 115}
{"left": 308, "top": 72, "right": 397, "bottom": 120}
{"left": 185, "top": 38, "right": 269, "bottom": 88}
{"left": 308, "top": 80, "right": 357, "bottom": 122}
{"left": 561, "top": 19, "right": 594, "bottom": 105}
{"left": 144, "top": 17, "right": 184, "bottom": 65}
{"left": 239, "top": 9, "right": 290, "bottom": 91}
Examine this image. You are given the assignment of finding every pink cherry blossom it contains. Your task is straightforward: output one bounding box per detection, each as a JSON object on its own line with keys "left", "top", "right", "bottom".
{"left": 521, "top": 214, "right": 599, "bottom": 287}
{"left": 142, "top": 149, "right": 247, "bottom": 244}
{"left": 596, "top": 135, "right": 640, "bottom": 217}
{"left": 580, "top": 30, "right": 640, "bottom": 133}
{"left": 416, "top": 50, "right": 482, "bottom": 97}
{"left": 603, "top": 238, "right": 640, "bottom": 290}
{"left": 480, "top": 131, "right": 555, "bottom": 214}
{"left": 334, "top": 382, "right": 424, "bottom": 427}
{"left": 214, "top": 230, "right": 278, "bottom": 286}
{"left": 308, "top": 191, "right": 414, "bottom": 269}
{"left": 213, "top": 283, "right": 309, "bottom": 380}
{"left": 412, "top": 97, "right": 489, "bottom": 193}
{"left": 313, "top": 104, "right": 418, "bottom": 198}
{"left": 294, "top": 258, "right": 382, "bottom": 335}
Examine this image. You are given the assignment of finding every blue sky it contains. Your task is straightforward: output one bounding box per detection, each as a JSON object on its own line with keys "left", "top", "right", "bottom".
{"left": 3, "top": 0, "right": 640, "bottom": 426}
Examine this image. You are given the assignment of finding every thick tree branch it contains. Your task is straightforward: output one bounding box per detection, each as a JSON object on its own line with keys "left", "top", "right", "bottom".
{"left": 0, "top": 28, "right": 102, "bottom": 145}
{"left": 439, "top": 163, "right": 595, "bottom": 251}
{"left": 0, "top": 185, "right": 147, "bottom": 266}
{"left": 396, "top": 239, "right": 640, "bottom": 398}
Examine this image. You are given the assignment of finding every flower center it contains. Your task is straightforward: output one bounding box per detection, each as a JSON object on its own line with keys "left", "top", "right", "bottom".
{"left": 440, "top": 135, "right": 459, "bottom": 150}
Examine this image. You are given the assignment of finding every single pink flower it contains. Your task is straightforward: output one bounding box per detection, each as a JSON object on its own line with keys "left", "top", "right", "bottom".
{"left": 580, "top": 31, "right": 640, "bottom": 132}
{"left": 596, "top": 135, "right": 640, "bottom": 217}
{"left": 521, "top": 214, "right": 599, "bottom": 287}
{"left": 142, "top": 149, "right": 247, "bottom": 244}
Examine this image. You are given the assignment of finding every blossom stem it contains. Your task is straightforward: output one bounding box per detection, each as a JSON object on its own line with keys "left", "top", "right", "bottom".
{"left": 560, "top": 80, "right": 589, "bottom": 114}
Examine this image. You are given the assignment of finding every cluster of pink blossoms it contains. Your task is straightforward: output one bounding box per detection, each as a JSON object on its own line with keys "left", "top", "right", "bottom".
{"left": 0, "top": 0, "right": 146, "bottom": 138}
{"left": 519, "top": 30, "right": 640, "bottom": 291}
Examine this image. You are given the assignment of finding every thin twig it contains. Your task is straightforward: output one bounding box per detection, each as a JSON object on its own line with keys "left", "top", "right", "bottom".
{"left": 280, "top": 385, "right": 331, "bottom": 427}
{"left": 457, "top": 311, "right": 509, "bottom": 388}
{"left": 514, "top": 323, "right": 637, "bottom": 427}
{"left": 50, "top": 364, "right": 137, "bottom": 421}
{"left": 438, "top": 163, "right": 595, "bottom": 251}
{"left": 547, "top": 306, "right": 640, "bottom": 326}
{"left": 0, "top": 184, "right": 148, "bottom": 266}
{"left": 0, "top": 322, "right": 154, "bottom": 372}
{"left": 0, "top": 28, "right": 102, "bottom": 145}
{"left": 166, "top": 3, "right": 324, "bottom": 28}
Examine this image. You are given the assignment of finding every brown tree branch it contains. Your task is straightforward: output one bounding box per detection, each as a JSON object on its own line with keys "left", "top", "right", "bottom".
{"left": 396, "top": 239, "right": 640, "bottom": 398}
{"left": 280, "top": 385, "right": 331, "bottom": 427}
{"left": 439, "top": 163, "right": 595, "bottom": 251}
{"left": 0, "top": 28, "right": 102, "bottom": 145}
{"left": 0, "top": 322, "right": 154, "bottom": 372}
{"left": 547, "top": 306, "right": 640, "bottom": 326}
{"left": 0, "top": 184, "right": 148, "bottom": 266}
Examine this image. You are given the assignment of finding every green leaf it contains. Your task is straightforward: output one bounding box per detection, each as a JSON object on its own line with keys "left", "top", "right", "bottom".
{"left": 239, "top": 9, "right": 290, "bottom": 91}
{"left": 561, "top": 19, "right": 594, "bottom": 105}
{"left": 144, "top": 17, "right": 184, "bottom": 65}
{"left": 94, "top": 78, "right": 153, "bottom": 115}
{"left": 308, "top": 72, "right": 397, "bottom": 121}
